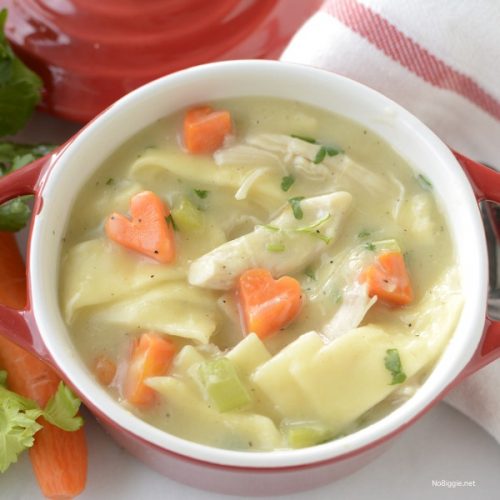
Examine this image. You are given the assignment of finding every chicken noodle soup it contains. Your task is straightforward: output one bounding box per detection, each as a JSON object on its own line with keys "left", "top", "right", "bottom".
{"left": 59, "top": 97, "right": 462, "bottom": 451}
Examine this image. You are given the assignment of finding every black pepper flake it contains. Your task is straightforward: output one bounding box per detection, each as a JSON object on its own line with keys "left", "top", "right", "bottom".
{"left": 154, "top": 250, "right": 159, "bottom": 254}
{"left": 150, "top": 275, "right": 155, "bottom": 278}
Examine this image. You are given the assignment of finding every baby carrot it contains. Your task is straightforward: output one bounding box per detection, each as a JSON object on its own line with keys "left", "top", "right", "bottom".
{"left": 0, "top": 232, "right": 87, "bottom": 499}
{"left": 236, "top": 268, "right": 302, "bottom": 339}
{"left": 183, "top": 105, "right": 232, "bottom": 154}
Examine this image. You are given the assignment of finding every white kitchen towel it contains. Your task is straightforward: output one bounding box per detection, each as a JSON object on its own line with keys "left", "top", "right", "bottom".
{"left": 281, "top": 0, "right": 500, "bottom": 441}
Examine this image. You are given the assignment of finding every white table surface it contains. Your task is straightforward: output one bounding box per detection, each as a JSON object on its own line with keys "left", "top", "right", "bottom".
{"left": 3, "top": 112, "right": 499, "bottom": 499}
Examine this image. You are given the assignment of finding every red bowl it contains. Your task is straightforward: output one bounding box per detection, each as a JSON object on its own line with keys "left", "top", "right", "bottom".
{"left": 0, "top": 61, "right": 499, "bottom": 495}
{"left": 4, "top": 0, "right": 321, "bottom": 122}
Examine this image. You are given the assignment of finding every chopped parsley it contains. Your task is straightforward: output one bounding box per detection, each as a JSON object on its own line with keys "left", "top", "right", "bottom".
{"left": 313, "top": 146, "right": 326, "bottom": 164}
{"left": 417, "top": 174, "right": 432, "bottom": 190}
{"left": 304, "top": 267, "right": 316, "bottom": 280}
{"left": 294, "top": 214, "right": 332, "bottom": 244}
{"left": 266, "top": 242, "right": 285, "bottom": 253}
{"left": 365, "top": 242, "right": 376, "bottom": 251}
{"left": 106, "top": 178, "right": 114, "bottom": 186}
{"left": 165, "top": 213, "right": 178, "bottom": 231}
{"left": 291, "top": 134, "right": 317, "bottom": 144}
{"left": 384, "top": 349, "right": 407, "bottom": 385}
{"left": 314, "top": 145, "right": 342, "bottom": 164}
{"left": 288, "top": 196, "right": 305, "bottom": 220}
{"left": 194, "top": 189, "right": 209, "bottom": 199}
{"left": 358, "top": 229, "right": 371, "bottom": 238}
{"left": 325, "top": 146, "right": 341, "bottom": 156}
{"left": 280, "top": 175, "right": 295, "bottom": 192}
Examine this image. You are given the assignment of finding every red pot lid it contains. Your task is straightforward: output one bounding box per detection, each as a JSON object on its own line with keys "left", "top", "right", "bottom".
{"left": 4, "top": 0, "right": 320, "bottom": 123}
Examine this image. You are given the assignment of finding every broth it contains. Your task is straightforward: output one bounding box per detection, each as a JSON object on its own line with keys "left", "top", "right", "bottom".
{"left": 59, "top": 97, "right": 462, "bottom": 451}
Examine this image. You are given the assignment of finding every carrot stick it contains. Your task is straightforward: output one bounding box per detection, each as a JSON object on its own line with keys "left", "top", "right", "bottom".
{"left": 236, "top": 268, "right": 302, "bottom": 339}
{"left": 0, "top": 232, "right": 87, "bottom": 499}
{"left": 123, "top": 332, "right": 176, "bottom": 407}
{"left": 183, "top": 106, "right": 232, "bottom": 154}
{"left": 105, "top": 190, "right": 176, "bottom": 263}
{"left": 360, "top": 251, "right": 413, "bottom": 306}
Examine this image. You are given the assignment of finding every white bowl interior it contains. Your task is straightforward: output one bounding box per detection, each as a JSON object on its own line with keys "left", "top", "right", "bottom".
{"left": 30, "top": 60, "right": 487, "bottom": 468}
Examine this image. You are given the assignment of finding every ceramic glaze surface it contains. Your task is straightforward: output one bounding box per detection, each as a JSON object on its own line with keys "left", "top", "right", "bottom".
{"left": 4, "top": 0, "right": 321, "bottom": 121}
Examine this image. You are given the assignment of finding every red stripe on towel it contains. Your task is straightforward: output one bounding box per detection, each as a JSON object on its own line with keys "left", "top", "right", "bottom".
{"left": 323, "top": 0, "right": 500, "bottom": 121}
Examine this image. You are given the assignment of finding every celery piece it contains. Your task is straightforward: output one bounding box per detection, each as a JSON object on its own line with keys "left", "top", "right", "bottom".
{"left": 198, "top": 358, "right": 251, "bottom": 412}
{"left": 370, "top": 239, "right": 401, "bottom": 254}
{"left": 171, "top": 197, "right": 203, "bottom": 232}
{"left": 282, "top": 421, "right": 331, "bottom": 448}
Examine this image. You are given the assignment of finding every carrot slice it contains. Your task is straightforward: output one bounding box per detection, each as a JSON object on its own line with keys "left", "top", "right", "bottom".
{"left": 105, "top": 190, "right": 175, "bottom": 263}
{"left": 93, "top": 355, "right": 117, "bottom": 386}
{"left": 123, "top": 333, "right": 176, "bottom": 406}
{"left": 360, "top": 251, "right": 413, "bottom": 306}
{"left": 183, "top": 105, "right": 232, "bottom": 154}
{"left": 236, "top": 268, "right": 302, "bottom": 340}
{"left": 0, "top": 232, "right": 87, "bottom": 499}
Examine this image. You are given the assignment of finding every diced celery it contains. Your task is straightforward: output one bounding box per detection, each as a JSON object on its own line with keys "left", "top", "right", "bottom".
{"left": 370, "top": 239, "right": 401, "bottom": 254}
{"left": 171, "top": 197, "right": 203, "bottom": 232}
{"left": 282, "top": 421, "right": 331, "bottom": 448}
{"left": 198, "top": 358, "right": 252, "bottom": 412}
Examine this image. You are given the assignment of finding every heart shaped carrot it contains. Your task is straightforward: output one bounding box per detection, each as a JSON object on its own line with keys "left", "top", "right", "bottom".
{"left": 105, "top": 190, "right": 175, "bottom": 263}
{"left": 236, "top": 268, "right": 302, "bottom": 339}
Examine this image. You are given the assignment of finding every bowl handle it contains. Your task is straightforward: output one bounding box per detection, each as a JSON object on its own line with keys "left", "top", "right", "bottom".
{"left": 0, "top": 154, "right": 53, "bottom": 362}
{"left": 454, "top": 151, "right": 500, "bottom": 375}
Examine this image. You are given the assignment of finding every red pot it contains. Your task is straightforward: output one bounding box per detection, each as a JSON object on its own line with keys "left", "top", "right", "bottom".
{"left": 0, "top": 61, "right": 498, "bottom": 495}
{"left": 4, "top": 0, "right": 321, "bottom": 122}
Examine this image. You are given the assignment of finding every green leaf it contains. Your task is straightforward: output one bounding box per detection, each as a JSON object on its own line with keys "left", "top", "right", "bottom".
{"left": 0, "top": 385, "right": 43, "bottom": 473}
{"left": 0, "top": 142, "right": 55, "bottom": 175}
{"left": 193, "top": 189, "right": 209, "bottom": 199}
{"left": 280, "top": 175, "right": 295, "bottom": 192}
{"left": 288, "top": 196, "right": 305, "bottom": 220}
{"left": 313, "top": 146, "right": 327, "bottom": 164}
{"left": 384, "top": 349, "right": 407, "bottom": 385}
{"left": 42, "top": 382, "right": 83, "bottom": 432}
{"left": 290, "top": 134, "right": 317, "bottom": 144}
{"left": 417, "top": 174, "right": 432, "bottom": 190}
{"left": 0, "top": 195, "right": 32, "bottom": 232}
{"left": 0, "top": 9, "right": 43, "bottom": 137}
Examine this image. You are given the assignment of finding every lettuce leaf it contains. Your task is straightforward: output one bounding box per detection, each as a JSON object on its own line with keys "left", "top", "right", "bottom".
{"left": 0, "top": 374, "right": 83, "bottom": 474}
{"left": 43, "top": 382, "right": 84, "bottom": 432}
{"left": 0, "top": 9, "right": 42, "bottom": 137}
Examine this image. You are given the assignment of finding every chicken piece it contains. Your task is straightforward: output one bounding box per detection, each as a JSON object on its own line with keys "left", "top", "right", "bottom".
{"left": 188, "top": 191, "right": 352, "bottom": 290}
